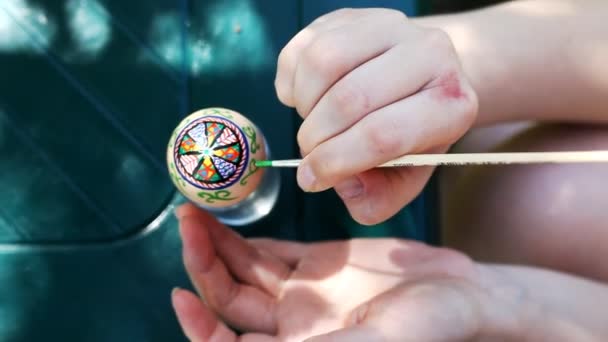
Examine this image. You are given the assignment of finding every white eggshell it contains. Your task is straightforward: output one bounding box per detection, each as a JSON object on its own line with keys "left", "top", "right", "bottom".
{"left": 166, "top": 107, "right": 267, "bottom": 208}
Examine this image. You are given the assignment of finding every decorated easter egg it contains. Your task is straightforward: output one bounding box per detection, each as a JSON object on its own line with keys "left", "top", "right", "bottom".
{"left": 166, "top": 107, "right": 267, "bottom": 208}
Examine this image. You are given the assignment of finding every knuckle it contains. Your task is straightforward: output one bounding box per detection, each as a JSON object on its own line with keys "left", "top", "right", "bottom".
{"left": 276, "top": 45, "right": 296, "bottom": 82}
{"left": 461, "top": 88, "right": 479, "bottom": 122}
{"left": 385, "top": 9, "right": 408, "bottom": 23}
{"left": 274, "top": 77, "right": 292, "bottom": 106}
{"left": 221, "top": 282, "right": 241, "bottom": 309}
{"left": 329, "top": 81, "right": 370, "bottom": 117}
{"left": 308, "top": 151, "right": 343, "bottom": 183}
{"left": 303, "top": 35, "right": 344, "bottom": 76}
{"left": 314, "top": 8, "right": 352, "bottom": 24}
{"left": 364, "top": 121, "right": 404, "bottom": 157}
{"left": 423, "top": 27, "right": 454, "bottom": 52}
{"left": 452, "top": 86, "right": 479, "bottom": 137}
{"left": 276, "top": 46, "right": 291, "bottom": 73}
{"left": 296, "top": 128, "right": 312, "bottom": 156}
{"left": 330, "top": 7, "right": 356, "bottom": 18}
{"left": 208, "top": 280, "right": 239, "bottom": 310}
{"left": 275, "top": 53, "right": 294, "bottom": 106}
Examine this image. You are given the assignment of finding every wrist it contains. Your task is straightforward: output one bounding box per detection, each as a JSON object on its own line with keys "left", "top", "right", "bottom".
{"left": 472, "top": 264, "right": 528, "bottom": 339}
{"left": 412, "top": 14, "right": 511, "bottom": 127}
{"left": 474, "top": 264, "right": 599, "bottom": 341}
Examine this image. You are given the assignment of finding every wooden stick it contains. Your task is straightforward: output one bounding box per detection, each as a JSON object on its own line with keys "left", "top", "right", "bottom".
{"left": 255, "top": 150, "right": 608, "bottom": 168}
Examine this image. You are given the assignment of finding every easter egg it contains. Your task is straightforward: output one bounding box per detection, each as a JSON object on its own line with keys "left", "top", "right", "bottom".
{"left": 166, "top": 107, "right": 267, "bottom": 209}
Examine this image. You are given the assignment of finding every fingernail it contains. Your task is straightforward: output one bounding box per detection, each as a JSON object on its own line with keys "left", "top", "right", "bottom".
{"left": 297, "top": 163, "right": 317, "bottom": 191}
{"left": 172, "top": 287, "right": 182, "bottom": 296}
{"left": 335, "top": 176, "right": 364, "bottom": 199}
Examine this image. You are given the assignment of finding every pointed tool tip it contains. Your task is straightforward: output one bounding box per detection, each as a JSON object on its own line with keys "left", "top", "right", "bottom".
{"left": 254, "top": 160, "right": 272, "bottom": 168}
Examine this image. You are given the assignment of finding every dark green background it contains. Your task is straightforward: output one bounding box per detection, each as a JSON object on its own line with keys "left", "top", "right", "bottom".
{"left": 0, "top": 0, "right": 459, "bottom": 340}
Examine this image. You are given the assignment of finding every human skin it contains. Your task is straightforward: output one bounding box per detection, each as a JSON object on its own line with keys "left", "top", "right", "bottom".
{"left": 171, "top": 204, "right": 608, "bottom": 341}
{"left": 273, "top": 1, "right": 608, "bottom": 227}
{"left": 274, "top": 8, "right": 479, "bottom": 225}
{"left": 414, "top": 0, "right": 608, "bottom": 126}
{"left": 272, "top": 0, "right": 608, "bottom": 284}
{"left": 415, "top": 1, "right": 608, "bottom": 283}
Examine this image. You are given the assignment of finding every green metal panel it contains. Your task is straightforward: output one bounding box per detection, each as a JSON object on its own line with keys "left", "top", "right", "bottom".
{"left": 0, "top": 0, "right": 190, "bottom": 340}
{"left": 0, "top": 198, "right": 190, "bottom": 341}
{"left": 0, "top": 0, "right": 182, "bottom": 243}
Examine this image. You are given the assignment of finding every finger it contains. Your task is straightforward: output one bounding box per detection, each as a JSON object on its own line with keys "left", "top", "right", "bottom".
{"left": 334, "top": 160, "right": 433, "bottom": 225}
{"left": 172, "top": 287, "right": 239, "bottom": 342}
{"left": 297, "top": 78, "right": 477, "bottom": 192}
{"left": 314, "top": 237, "right": 459, "bottom": 276}
{"left": 248, "top": 238, "right": 309, "bottom": 267}
{"left": 178, "top": 211, "right": 278, "bottom": 334}
{"left": 292, "top": 10, "right": 408, "bottom": 120}
{"left": 297, "top": 36, "right": 444, "bottom": 156}
{"left": 275, "top": 8, "right": 361, "bottom": 107}
{"left": 177, "top": 203, "right": 290, "bottom": 297}
{"left": 304, "top": 327, "right": 384, "bottom": 342}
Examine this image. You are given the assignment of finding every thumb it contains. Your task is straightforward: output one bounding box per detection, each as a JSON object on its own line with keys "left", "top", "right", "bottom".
{"left": 336, "top": 144, "right": 447, "bottom": 226}
{"left": 335, "top": 167, "right": 433, "bottom": 225}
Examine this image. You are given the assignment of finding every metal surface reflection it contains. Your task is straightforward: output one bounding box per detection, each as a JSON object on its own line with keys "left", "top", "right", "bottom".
{"left": 0, "top": 0, "right": 57, "bottom": 53}
{"left": 65, "top": 0, "right": 111, "bottom": 62}
{"left": 144, "top": 0, "right": 273, "bottom": 76}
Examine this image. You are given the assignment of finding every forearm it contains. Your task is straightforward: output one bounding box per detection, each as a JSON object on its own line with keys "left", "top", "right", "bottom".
{"left": 414, "top": 0, "right": 608, "bottom": 126}
{"left": 478, "top": 264, "right": 608, "bottom": 340}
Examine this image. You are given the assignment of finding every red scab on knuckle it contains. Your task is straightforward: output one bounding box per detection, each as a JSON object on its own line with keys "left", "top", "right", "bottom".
{"left": 438, "top": 71, "right": 465, "bottom": 100}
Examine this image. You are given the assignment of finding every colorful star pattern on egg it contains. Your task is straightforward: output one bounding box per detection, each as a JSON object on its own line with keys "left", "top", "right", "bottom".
{"left": 174, "top": 117, "right": 248, "bottom": 190}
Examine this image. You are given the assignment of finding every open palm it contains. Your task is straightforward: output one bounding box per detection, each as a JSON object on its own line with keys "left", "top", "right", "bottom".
{"left": 171, "top": 203, "right": 481, "bottom": 341}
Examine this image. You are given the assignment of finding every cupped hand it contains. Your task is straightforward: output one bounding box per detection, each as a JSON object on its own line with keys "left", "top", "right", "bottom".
{"left": 170, "top": 204, "right": 504, "bottom": 342}
{"left": 274, "top": 8, "right": 478, "bottom": 224}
